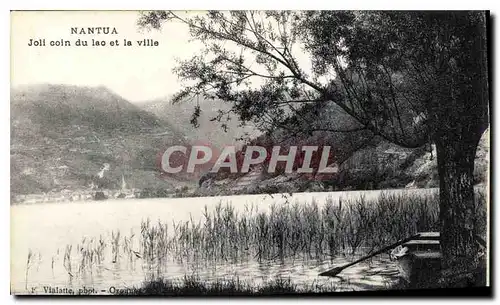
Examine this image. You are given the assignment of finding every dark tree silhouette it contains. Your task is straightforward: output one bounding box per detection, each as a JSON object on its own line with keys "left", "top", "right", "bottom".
{"left": 138, "top": 11, "right": 489, "bottom": 285}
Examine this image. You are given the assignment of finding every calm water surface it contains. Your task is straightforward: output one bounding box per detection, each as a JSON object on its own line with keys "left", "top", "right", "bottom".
{"left": 11, "top": 188, "right": 437, "bottom": 294}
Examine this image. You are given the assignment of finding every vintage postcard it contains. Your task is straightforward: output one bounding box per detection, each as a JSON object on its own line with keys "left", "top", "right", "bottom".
{"left": 10, "top": 10, "right": 490, "bottom": 296}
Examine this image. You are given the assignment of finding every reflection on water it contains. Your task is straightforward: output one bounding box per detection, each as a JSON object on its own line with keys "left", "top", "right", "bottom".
{"left": 12, "top": 189, "right": 433, "bottom": 294}
{"left": 16, "top": 249, "right": 401, "bottom": 294}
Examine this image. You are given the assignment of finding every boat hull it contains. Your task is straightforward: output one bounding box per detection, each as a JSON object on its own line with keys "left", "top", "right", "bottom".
{"left": 397, "top": 251, "right": 442, "bottom": 288}
{"left": 396, "top": 232, "right": 442, "bottom": 288}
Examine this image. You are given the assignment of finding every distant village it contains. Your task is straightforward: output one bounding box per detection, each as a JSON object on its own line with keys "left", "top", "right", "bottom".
{"left": 12, "top": 187, "right": 139, "bottom": 205}
{"left": 11, "top": 163, "right": 191, "bottom": 205}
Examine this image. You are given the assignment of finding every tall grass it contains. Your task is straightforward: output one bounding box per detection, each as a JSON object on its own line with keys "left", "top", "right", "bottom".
{"left": 133, "top": 192, "right": 445, "bottom": 266}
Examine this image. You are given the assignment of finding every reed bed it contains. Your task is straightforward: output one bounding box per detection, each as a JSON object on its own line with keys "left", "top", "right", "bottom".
{"left": 138, "top": 192, "right": 449, "bottom": 265}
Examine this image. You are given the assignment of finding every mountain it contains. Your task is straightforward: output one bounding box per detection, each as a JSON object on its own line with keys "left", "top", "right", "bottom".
{"left": 11, "top": 84, "right": 189, "bottom": 196}
{"left": 137, "top": 97, "right": 260, "bottom": 149}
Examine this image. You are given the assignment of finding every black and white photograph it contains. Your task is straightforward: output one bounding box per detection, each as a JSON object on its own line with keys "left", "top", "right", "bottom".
{"left": 9, "top": 10, "right": 490, "bottom": 296}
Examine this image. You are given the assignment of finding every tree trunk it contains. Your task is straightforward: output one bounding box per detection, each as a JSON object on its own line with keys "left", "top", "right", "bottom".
{"left": 430, "top": 11, "right": 489, "bottom": 287}
{"left": 435, "top": 132, "right": 482, "bottom": 287}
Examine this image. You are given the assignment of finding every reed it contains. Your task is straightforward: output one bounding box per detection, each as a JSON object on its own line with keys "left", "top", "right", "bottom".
{"left": 25, "top": 249, "right": 34, "bottom": 290}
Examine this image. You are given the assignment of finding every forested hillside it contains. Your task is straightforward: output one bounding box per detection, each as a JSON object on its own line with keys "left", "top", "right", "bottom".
{"left": 11, "top": 84, "right": 187, "bottom": 196}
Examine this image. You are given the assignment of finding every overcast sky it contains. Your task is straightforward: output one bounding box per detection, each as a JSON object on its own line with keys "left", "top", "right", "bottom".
{"left": 11, "top": 11, "right": 207, "bottom": 102}
{"left": 11, "top": 11, "right": 318, "bottom": 104}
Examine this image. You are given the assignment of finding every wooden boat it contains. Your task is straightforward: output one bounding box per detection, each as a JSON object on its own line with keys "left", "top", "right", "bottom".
{"left": 391, "top": 232, "right": 441, "bottom": 288}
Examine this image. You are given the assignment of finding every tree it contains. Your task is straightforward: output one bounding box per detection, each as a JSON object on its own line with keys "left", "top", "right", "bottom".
{"left": 138, "top": 11, "right": 489, "bottom": 285}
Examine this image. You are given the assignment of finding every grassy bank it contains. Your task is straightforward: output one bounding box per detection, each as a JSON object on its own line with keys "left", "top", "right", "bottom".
{"left": 115, "top": 275, "right": 345, "bottom": 296}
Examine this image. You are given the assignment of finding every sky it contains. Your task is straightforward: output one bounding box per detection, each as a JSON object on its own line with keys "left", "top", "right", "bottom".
{"left": 10, "top": 11, "right": 206, "bottom": 102}
{"left": 11, "top": 11, "right": 318, "bottom": 103}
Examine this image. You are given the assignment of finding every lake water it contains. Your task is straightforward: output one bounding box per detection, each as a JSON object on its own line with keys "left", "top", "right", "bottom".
{"left": 11, "top": 188, "right": 437, "bottom": 295}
